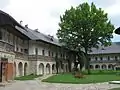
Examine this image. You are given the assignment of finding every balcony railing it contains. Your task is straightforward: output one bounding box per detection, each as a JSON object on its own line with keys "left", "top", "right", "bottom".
{"left": 90, "top": 59, "right": 120, "bottom": 63}
{"left": 29, "top": 55, "right": 56, "bottom": 61}
{"left": 0, "top": 40, "right": 14, "bottom": 52}
{"left": 15, "top": 51, "right": 28, "bottom": 60}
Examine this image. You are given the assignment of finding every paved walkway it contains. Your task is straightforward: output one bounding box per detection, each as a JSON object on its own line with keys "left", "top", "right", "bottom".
{"left": 0, "top": 75, "right": 120, "bottom": 90}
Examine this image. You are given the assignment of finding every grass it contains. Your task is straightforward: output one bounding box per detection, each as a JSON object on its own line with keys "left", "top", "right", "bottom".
{"left": 109, "top": 88, "right": 120, "bottom": 90}
{"left": 15, "top": 74, "right": 42, "bottom": 80}
{"left": 42, "top": 70, "right": 120, "bottom": 84}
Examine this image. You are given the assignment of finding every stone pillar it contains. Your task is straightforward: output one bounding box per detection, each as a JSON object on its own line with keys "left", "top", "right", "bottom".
{"left": 36, "top": 64, "right": 39, "bottom": 75}
{"left": 93, "top": 64, "right": 95, "bottom": 70}
{"left": 44, "top": 64, "right": 46, "bottom": 75}
{"left": 50, "top": 64, "right": 52, "bottom": 74}
{"left": 106, "top": 64, "right": 108, "bottom": 70}
{"left": 15, "top": 63, "right": 19, "bottom": 77}
{"left": 22, "top": 64, "right": 24, "bottom": 76}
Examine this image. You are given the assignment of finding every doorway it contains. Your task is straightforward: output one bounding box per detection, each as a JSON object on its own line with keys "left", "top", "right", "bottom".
{"left": 0, "top": 58, "right": 8, "bottom": 82}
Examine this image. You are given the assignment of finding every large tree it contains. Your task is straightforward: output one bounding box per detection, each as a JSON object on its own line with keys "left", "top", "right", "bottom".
{"left": 57, "top": 2, "right": 114, "bottom": 74}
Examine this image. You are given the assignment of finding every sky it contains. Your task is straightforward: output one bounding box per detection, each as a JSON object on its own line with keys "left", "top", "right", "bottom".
{"left": 0, "top": 0, "right": 120, "bottom": 42}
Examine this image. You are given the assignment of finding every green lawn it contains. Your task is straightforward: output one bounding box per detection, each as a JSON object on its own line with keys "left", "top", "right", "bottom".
{"left": 15, "top": 74, "right": 42, "bottom": 80}
{"left": 109, "top": 88, "right": 120, "bottom": 90}
{"left": 42, "top": 73, "right": 120, "bottom": 84}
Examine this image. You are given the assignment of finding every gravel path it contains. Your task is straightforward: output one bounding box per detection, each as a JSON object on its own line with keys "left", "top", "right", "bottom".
{"left": 0, "top": 80, "right": 120, "bottom": 90}
{"left": 0, "top": 75, "right": 120, "bottom": 90}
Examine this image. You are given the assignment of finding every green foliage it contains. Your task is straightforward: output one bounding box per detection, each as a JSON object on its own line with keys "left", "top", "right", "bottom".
{"left": 109, "top": 88, "right": 120, "bottom": 90}
{"left": 57, "top": 2, "right": 114, "bottom": 51}
{"left": 57, "top": 2, "right": 115, "bottom": 73}
{"left": 42, "top": 73, "right": 120, "bottom": 84}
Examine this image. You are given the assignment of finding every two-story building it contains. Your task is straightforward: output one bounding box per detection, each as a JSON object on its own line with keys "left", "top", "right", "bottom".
{"left": 89, "top": 42, "right": 120, "bottom": 70}
{"left": 0, "top": 10, "right": 70, "bottom": 82}
{"left": 1, "top": 10, "right": 120, "bottom": 83}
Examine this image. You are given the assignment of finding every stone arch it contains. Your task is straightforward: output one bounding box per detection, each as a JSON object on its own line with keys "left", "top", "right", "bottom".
{"left": 90, "top": 65, "right": 93, "bottom": 69}
{"left": 52, "top": 64, "right": 56, "bottom": 74}
{"left": 95, "top": 65, "right": 100, "bottom": 69}
{"left": 46, "top": 63, "right": 50, "bottom": 74}
{"left": 24, "top": 63, "right": 28, "bottom": 75}
{"left": 102, "top": 64, "right": 107, "bottom": 70}
{"left": 39, "top": 63, "right": 44, "bottom": 75}
{"left": 108, "top": 64, "right": 114, "bottom": 70}
{"left": 18, "top": 62, "right": 23, "bottom": 76}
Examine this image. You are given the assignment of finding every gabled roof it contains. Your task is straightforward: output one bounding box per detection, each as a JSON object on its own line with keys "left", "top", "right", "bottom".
{"left": 15, "top": 26, "right": 62, "bottom": 46}
{"left": 89, "top": 42, "right": 120, "bottom": 54}
{"left": 0, "top": 10, "right": 24, "bottom": 29}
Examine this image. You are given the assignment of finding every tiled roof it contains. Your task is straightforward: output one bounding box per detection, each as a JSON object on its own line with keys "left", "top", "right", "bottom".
{"left": 89, "top": 42, "right": 120, "bottom": 54}
{"left": 15, "top": 26, "right": 62, "bottom": 46}
{"left": 0, "top": 10, "right": 24, "bottom": 29}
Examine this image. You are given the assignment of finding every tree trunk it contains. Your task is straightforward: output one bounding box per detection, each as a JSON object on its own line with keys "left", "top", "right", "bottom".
{"left": 78, "top": 52, "right": 84, "bottom": 71}
{"left": 67, "top": 59, "right": 72, "bottom": 72}
{"left": 84, "top": 48, "right": 90, "bottom": 74}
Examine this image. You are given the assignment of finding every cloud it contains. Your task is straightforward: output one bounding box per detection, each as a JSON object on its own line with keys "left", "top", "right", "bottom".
{"left": 105, "top": 0, "right": 120, "bottom": 17}
{"left": 0, "top": 0, "right": 10, "bottom": 9}
{"left": 2, "top": 0, "right": 120, "bottom": 41}
{"left": 4, "top": 0, "right": 83, "bottom": 37}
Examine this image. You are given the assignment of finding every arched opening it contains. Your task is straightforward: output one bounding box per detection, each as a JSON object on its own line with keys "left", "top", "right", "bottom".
{"left": 52, "top": 64, "right": 56, "bottom": 74}
{"left": 108, "top": 64, "right": 113, "bottom": 70}
{"left": 46, "top": 63, "right": 50, "bottom": 74}
{"left": 18, "top": 62, "right": 23, "bottom": 76}
{"left": 39, "top": 63, "right": 44, "bottom": 75}
{"left": 95, "top": 65, "right": 100, "bottom": 69}
{"left": 14, "top": 62, "right": 16, "bottom": 77}
{"left": 102, "top": 64, "right": 107, "bottom": 70}
{"left": 90, "top": 65, "right": 93, "bottom": 69}
{"left": 24, "top": 63, "right": 28, "bottom": 75}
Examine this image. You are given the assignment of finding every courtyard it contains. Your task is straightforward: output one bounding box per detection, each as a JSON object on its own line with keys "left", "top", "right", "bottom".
{"left": 0, "top": 78, "right": 120, "bottom": 90}
{"left": 0, "top": 71, "right": 120, "bottom": 90}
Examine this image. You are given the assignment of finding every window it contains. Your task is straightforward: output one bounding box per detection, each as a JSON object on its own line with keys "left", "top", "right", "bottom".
{"left": 55, "top": 53, "right": 58, "bottom": 57}
{"left": 52, "top": 52, "right": 54, "bottom": 57}
{"left": 100, "top": 57, "right": 103, "bottom": 61}
{"left": 61, "top": 53, "right": 62, "bottom": 58}
{"left": 21, "top": 48, "right": 23, "bottom": 52}
{"left": 0, "top": 29, "right": 2, "bottom": 40}
{"left": 115, "top": 56, "right": 118, "bottom": 61}
{"left": 42, "top": 50, "right": 45, "bottom": 56}
{"left": 24, "top": 49, "right": 28, "bottom": 54}
{"left": 16, "top": 47, "right": 19, "bottom": 51}
{"left": 95, "top": 57, "right": 97, "bottom": 61}
{"left": 35, "top": 48, "right": 38, "bottom": 55}
{"left": 48, "top": 51, "right": 50, "bottom": 56}
{"left": 108, "top": 56, "right": 110, "bottom": 61}
{"left": 89, "top": 58, "right": 91, "bottom": 61}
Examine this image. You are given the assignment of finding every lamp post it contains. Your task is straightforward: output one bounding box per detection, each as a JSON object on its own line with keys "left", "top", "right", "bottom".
{"left": 115, "top": 27, "right": 120, "bottom": 35}
{"left": 114, "top": 27, "right": 120, "bottom": 70}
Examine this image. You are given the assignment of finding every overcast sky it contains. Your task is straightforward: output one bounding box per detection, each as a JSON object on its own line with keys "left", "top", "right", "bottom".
{"left": 0, "top": 0, "right": 120, "bottom": 42}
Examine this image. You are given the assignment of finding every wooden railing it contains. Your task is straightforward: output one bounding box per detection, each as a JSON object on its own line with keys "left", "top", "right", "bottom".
{"left": 0, "top": 40, "right": 14, "bottom": 52}
{"left": 15, "top": 51, "right": 28, "bottom": 60}
{"left": 90, "top": 59, "right": 120, "bottom": 63}
{"left": 28, "top": 55, "right": 55, "bottom": 61}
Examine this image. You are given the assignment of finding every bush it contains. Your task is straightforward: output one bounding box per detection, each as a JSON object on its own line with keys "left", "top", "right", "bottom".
{"left": 74, "top": 72, "right": 85, "bottom": 78}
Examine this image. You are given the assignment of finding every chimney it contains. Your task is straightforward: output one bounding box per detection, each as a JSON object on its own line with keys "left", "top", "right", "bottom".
{"left": 25, "top": 24, "right": 28, "bottom": 28}
{"left": 20, "top": 20, "right": 23, "bottom": 25}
